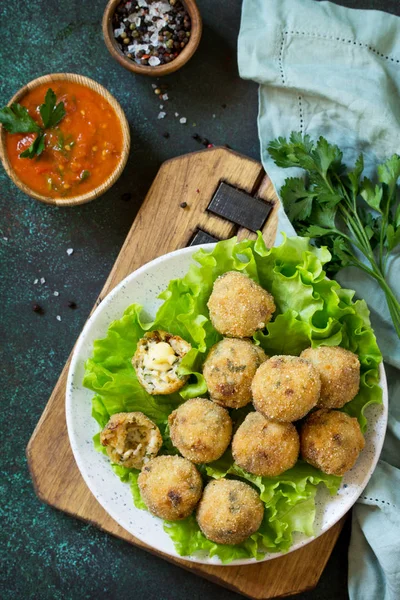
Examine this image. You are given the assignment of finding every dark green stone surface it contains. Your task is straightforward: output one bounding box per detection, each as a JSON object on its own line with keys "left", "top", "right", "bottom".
{"left": 1, "top": 1, "right": 398, "bottom": 599}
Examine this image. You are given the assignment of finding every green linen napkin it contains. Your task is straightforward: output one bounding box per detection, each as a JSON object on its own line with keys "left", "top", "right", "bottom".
{"left": 238, "top": 1, "right": 400, "bottom": 599}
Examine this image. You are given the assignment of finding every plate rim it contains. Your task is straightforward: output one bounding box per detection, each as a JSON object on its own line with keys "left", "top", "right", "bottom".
{"left": 66, "top": 243, "right": 388, "bottom": 566}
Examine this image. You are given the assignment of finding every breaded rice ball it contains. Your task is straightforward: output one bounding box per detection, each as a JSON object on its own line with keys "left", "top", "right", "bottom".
{"left": 196, "top": 479, "right": 264, "bottom": 545}
{"left": 100, "top": 412, "right": 162, "bottom": 469}
{"left": 132, "top": 330, "right": 191, "bottom": 395}
{"left": 300, "top": 346, "right": 360, "bottom": 409}
{"left": 138, "top": 455, "right": 203, "bottom": 520}
{"left": 203, "top": 338, "right": 268, "bottom": 409}
{"left": 232, "top": 412, "right": 299, "bottom": 476}
{"left": 252, "top": 355, "right": 321, "bottom": 422}
{"left": 301, "top": 409, "right": 365, "bottom": 476}
{"left": 207, "top": 271, "right": 276, "bottom": 338}
{"left": 168, "top": 398, "right": 232, "bottom": 463}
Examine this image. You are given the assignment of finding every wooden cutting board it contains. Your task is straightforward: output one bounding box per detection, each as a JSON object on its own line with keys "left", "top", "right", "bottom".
{"left": 26, "top": 148, "right": 344, "bottom": 600}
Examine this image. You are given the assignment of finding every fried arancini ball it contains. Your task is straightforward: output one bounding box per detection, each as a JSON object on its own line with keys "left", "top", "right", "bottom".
{"left": 168, "top": 398, "right": 232, "bottom": 463}
{"left": 207, "top": 271, "right": 276, "bottom": 338}
{"left": 196, "top": 479, "right": 264, "bottom": 545}
{"left": 138, "top": 455, "right": 203, "bottom": 520}
{"left": 252, "top": 355, "right": 321, "bottom": 422}
{"left": 132, "top": 330, "right": 191, "bottom": 395}
{"left": 232, "top": 412, "right": 300, "bottom": 476}
{"left": 300, "top": 346, "right": 360, "bottom": 409}
{"left": 100, "top": 412, "right": 163, "bottom": 469}
{"left": 203, "top": 338, "right": 268, "bottom": 409}
{"left": 300, "top": 409, "right": 365, "bottom": 476}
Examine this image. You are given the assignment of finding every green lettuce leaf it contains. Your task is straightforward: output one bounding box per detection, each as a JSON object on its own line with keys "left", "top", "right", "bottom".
{"left": 83, "top": 234, "right": 382, "bottom": 562}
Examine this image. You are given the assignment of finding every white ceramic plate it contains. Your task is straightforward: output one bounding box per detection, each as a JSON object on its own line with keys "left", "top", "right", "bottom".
{"left": 66, "top": 244, "right": 388, "bottom": 566}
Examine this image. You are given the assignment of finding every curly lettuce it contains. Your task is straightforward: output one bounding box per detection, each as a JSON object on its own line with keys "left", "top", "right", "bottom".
{"left": 83, "top": 234, "right": 382, "bottom": 561}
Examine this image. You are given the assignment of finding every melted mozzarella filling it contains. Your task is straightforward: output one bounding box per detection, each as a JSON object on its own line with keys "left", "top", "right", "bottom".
{"left": 143, "top": 341, "right": 177, "bottom": 372}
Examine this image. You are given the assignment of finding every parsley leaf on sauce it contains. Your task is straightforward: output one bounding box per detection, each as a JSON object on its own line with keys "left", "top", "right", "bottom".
{"left": 0, "top": 103, "right": 41, "bottom": 134}
{"left": 20, "top": 132, "right": 46, "bottom": 159}
{"left": 0, "top": 88, "right": 66, "bottom": 159}
{"left": 39, "top": 88, "right": 66, "bottom": 129}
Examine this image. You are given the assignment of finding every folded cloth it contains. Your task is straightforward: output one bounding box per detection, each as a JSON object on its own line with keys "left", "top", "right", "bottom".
{"left": 238, "top": 1, "right": 400, "bottom": 599}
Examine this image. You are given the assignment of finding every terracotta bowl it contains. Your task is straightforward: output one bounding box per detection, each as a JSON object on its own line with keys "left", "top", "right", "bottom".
{"left": 0, "top": 73, "right": 130, "bottom": 207}
{"left": 103, "top": 0, "right": 202, "bottom": 76}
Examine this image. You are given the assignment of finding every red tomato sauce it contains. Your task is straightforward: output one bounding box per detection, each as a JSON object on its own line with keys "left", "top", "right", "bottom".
{"left": 5, "top": 81, "right": 124, "bottom": 198}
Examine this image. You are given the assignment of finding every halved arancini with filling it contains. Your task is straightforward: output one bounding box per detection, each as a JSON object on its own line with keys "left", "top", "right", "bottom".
{"left": 100, "top": 411, "right": 163, "bottom": 469}
{"left": 132, "top": 330, "right": 191, "bottom": 395}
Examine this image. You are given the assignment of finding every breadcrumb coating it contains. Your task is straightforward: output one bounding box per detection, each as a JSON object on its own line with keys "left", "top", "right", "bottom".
{"left": 203, "top": 338, "right": 268, "bottom": 409}
{"left": 168, "top": 398, "right": 232, "bottom": 463}
{"left": 138, "top": 455, "right": 203, "bottom": 520}
{"left": 252, "top": 355, "right": 321, "bottom": 422}
{"left": 196, "top": 479, "right": 264, "bottom": 544}
{"left": 232, "top": 412, "right": 299, "bottom": 476}
{"left": 207, "top": 271, "right": 276, "bottom": 338}
{"left": 301, "top": 346, "right": 360, "bottom": 409}
{"left": 301, "top": 409, "right": 365, "bottom": 476}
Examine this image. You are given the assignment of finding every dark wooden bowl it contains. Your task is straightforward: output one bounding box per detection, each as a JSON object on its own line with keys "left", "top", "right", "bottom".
{"left": 102, "top": 0, "right": 202, "bottom": 76}
{"left": 0, "top": 73, "right": 130, "bottom": 206}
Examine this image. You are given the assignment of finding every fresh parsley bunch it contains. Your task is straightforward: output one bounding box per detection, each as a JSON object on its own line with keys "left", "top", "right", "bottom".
{"left": 0, "top": 88, "right": 65, "bottom": 158}
{"left": 268, "top": 133, "right": 400, "bottom": 337}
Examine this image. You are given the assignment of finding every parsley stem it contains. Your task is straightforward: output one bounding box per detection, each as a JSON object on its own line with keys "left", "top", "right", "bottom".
{"left": 383, "top": 292, "right": 400, "bottom": 337}
{"left": 338, "top": 206, "right": 373, "bottom": 258}
{"left": 333, "top": 174, "right": 376, "bottom": 256}
{"left": 350, "top": 256, "right": 400, "bottom": 336}
{"left": 379, "top": 189, "right": 393, "bottom": 275}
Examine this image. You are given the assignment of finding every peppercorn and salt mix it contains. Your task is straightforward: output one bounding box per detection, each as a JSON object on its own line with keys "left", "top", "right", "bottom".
{"left": 113, "top": 0, "right": 191, "bottom": 66}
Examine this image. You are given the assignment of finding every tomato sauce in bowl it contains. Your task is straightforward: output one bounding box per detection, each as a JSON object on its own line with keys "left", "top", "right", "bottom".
{"left": 5, "top": 81, "right": 125, "bottom": 199}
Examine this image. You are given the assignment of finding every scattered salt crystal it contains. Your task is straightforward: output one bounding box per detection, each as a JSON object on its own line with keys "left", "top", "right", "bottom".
{"left": 40, "top": 277, "right": 46, "bottom": 285}
{"left": 212, "top": 114, "right": 216, "bottom": 118}
{"left": 54, "top": 291, "right": 59, "bottom": 297}
{"left": 135, "top": 16, "right": 141, "bottom": 26}
{"left": 150, "top": 32, "right": 159, "bottom": 45}
{"left": 56, "top": 315, "right": 62, "bottom": 322}
{"left": 138, "top": 0, "right": 147, "bottom": 6}
{"left": 66, "top": 248, "right": 74, "bottom": 256}
{"left": 149, "top": 56, "right": 161, "bottom": 67}
{"left": 113, "top": 26, "right": 125, "bottom": 38}
{"left": 157, "top": 111, "right": 166, "bottom": 119}
{"left": 162, "top": 93, "right": 169, "bottom": 101}
{"left": 179, "top": 117, "right": 187, "bottom": 124}
{"left": 152, "top": 84, "right": 157, "bottom": 89}
{"left": 3, "top": 236, "right": 8, "bottom": 241}
{"left": 34, "top": 279, "right": 39, "bottom": 285}
{"left": 149, "top": 1, "right": 170, "bottom": 15}
{"left": 175, "top": 112, "right": 179, "bottom": 117}
{"left": 159, "top": 104, "right": 164, "bottom": 109}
